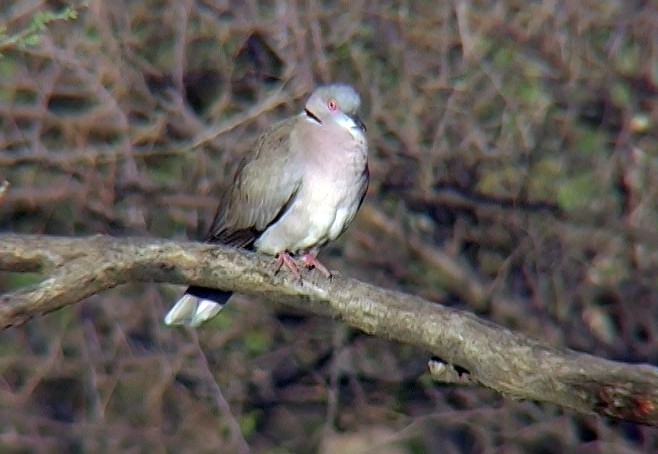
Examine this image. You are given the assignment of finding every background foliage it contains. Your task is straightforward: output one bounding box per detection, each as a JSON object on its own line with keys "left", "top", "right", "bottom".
{"left": 1, "top": 0, "right": 657, "bottom": 452}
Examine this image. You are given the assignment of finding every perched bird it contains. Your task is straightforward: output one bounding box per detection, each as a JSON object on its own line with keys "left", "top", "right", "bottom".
{"left": 165, "top": 84, "right": 369, "bottom": 327}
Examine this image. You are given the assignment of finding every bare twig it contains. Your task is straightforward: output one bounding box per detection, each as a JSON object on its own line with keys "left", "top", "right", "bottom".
{"left": 0, "top": 233, "right": 657, "bottom": 426}
{"left": 191, "top": 87, "right": 291, "bottom": 148}
{"left": 0, "top": 180, "right": 9, "bottom": 205}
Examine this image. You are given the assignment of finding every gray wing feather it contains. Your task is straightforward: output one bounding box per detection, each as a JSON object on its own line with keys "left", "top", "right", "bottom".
{"left": 207, "top": 117, "right": 303, "bottom": 247}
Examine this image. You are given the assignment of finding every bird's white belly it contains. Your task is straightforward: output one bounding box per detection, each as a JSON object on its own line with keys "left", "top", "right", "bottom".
{"left": 254, "top": 178, "right": 358, "bottom": 255}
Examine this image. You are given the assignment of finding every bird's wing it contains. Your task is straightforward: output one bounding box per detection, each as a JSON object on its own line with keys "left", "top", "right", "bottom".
{"left": 206, "top": 117, "right": 303, "bottom": 248}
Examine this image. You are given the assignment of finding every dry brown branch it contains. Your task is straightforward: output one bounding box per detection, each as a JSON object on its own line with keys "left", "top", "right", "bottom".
{"left": 191, "top": 86, "right": 292, "bottom": 148}
{"left": 1, "top": 233, "right": 656, "bottom": 427}
{"left": 0, "top": 180, "right": 9, "bottom": 205}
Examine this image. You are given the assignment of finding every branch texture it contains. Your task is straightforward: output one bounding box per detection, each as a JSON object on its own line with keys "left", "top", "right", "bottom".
{"left": 1, "top": 233, "right": 657, "bottom": 426}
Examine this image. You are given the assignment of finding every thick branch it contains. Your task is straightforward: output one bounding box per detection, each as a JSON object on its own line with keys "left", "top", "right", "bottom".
{"left": 0, "top": 233, "right": 657, "bottom": 426}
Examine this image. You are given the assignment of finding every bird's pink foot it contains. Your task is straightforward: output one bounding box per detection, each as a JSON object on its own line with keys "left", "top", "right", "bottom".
{"left": 275, "top": 251, "right": 302, "bottom": 281}
{"left": 300, "top": 253, "right": 332, "bottom": 279}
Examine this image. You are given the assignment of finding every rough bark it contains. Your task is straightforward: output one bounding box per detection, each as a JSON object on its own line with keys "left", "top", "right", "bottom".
{"left": 0, "top": 233, "right": 656, "bottom": 426}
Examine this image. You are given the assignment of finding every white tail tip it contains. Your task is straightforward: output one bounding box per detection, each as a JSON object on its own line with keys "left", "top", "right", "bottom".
{"left": 164, "top": 294, "right": 224, "bottom": 327}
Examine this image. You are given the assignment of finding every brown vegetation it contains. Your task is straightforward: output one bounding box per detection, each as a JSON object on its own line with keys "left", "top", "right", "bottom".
{"left": 1, "top": 0, "right": 658, "bottom": 452}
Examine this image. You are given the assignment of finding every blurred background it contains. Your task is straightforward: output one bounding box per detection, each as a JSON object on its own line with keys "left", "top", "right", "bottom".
{"left": 1, "top": 0, "right": 658, "bottom": 452}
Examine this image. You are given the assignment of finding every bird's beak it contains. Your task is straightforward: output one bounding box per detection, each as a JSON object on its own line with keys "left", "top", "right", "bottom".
{"left": 350, "top": 114, "right": 366, "bottom": 133}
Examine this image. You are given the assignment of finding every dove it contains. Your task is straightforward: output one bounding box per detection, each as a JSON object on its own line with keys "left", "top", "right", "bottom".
{"left": 165, "top": 84, "right": 369, "bottom": 326}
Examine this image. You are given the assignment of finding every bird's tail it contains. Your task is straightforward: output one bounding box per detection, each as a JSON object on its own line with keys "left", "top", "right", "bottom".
{"left": 164, "top": 286, "right": 232, "bottom": 327}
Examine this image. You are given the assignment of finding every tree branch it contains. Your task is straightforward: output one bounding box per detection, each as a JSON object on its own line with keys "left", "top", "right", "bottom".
{"left": 0, "top": 233, "right": 657, "bottom": 426}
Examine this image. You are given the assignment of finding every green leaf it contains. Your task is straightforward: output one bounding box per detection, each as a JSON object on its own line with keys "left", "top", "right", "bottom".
{"left": 556, "top": 172, "right": 600, "bottom": 211}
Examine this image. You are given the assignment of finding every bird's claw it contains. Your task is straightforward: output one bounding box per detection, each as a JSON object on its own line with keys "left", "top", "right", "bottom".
{"left": 275, "top": 252, "right": 303, "bottom": 283}
{"left": 274, "top": 251, "right": 333, "bottom": 283}
{"left": 300, "top": 253, "right": 332, "bottom": 279}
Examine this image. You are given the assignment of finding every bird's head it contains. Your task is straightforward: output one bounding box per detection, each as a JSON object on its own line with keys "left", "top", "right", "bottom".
{"left": 304, "top": 84, "right": 366, "bottom": 134}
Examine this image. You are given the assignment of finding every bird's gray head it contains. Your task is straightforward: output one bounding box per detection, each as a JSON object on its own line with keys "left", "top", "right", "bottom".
{"left": 304, "top": 84, "right": 366, "bottom": 133}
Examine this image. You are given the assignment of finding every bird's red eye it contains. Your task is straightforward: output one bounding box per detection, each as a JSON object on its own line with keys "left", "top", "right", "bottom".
{"left": 327, "top": 99, "right": 338, "bottom": 112}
